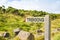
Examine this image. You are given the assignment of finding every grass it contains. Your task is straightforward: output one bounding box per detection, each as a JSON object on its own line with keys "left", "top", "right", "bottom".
{"left": 0, "top": 13, "right": 60, "bottom": 40}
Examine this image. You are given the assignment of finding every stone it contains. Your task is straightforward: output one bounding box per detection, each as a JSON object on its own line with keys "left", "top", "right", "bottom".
{"left": 17, "top": 30, "right": 35, "bottom": 40}
{"left": 57, "top": 28, "right": 60, "bottom": 31}
{"left": 27, "top": 33, "right": 35, "bottom": 40}
{"left": 14, "top": 28, "right": 20, "bottom": 35}
{"left": 37, "top": 29, "right": 43, "bottom": 35}
{"left": 3, "top": 32, "right": 10, "bottom": 38}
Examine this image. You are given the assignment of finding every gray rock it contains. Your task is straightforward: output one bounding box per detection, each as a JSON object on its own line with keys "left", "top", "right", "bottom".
{"left": 36, "top": 29, "right": 43, "bottom": 35}
{"left": 17, "top": 30, "right": 35, "bottom": 40}
{"left": 27, "top": 33, "right": 35, "bottom": 40}
{"left": 14, "top": 28, "right": 20, "bottom": 35}
{"left": 3, "top": 32, "right": 10, "bottom": 38}
{"left": 57, "top": 28, "right": 60, "bottom": 31}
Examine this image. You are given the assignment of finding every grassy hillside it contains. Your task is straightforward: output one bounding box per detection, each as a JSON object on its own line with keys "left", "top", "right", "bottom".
{"left": 0, "top": 6, "right": 60, "bottom": 40}
{"left": 0, "top": 13, "right": 60, "bottom": 40}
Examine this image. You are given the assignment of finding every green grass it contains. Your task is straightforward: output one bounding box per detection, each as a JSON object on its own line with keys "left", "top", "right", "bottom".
{"left": 0, "top": 13, "right": 60, "bottom": 40}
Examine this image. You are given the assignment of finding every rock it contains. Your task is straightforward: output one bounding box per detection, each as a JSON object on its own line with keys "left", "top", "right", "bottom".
{"left": 57, "top": 28, "right": 60, "bottom": 31}
{"left": 27, "top": 33, "right": 35, "bottom": 40}
{"left": 36, "top": 29, "right": 43, "bottom": 35}
{"left": 17, "top": 30, "right": 35, "bottom": 40}
{"left": 3, "top": 32, "right": 10, "bottom": 38}
{"left": 14, "top": 28, "right": 20, "bottom": 35}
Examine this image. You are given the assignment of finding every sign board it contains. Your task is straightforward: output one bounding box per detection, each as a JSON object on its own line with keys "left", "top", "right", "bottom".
{"left": 26, "top": 17, "right": 44, "bottom": 23}
{"left": 26, "top": 15, "right": 51, "bottom": 40}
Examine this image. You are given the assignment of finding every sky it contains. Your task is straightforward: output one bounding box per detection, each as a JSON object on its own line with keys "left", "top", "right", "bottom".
{"left": 0, "top": 0, "right": 60, "bottom": 13}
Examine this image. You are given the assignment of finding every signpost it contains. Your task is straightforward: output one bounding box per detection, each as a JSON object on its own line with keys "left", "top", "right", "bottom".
{"left": 26, "top": 15, "right": 51, "bottom": 40}
{"left": 44, "top": 15, "right": 51, "bottom": 40}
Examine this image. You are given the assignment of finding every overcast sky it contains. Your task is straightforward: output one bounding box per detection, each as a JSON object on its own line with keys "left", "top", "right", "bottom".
{"left": 0, "top": 0, "right": 60, "bottom": 13}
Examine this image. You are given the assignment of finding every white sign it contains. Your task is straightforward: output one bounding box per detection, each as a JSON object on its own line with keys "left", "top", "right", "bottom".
{"left": 26, "top": 17, "right": 44, "bottom": 23}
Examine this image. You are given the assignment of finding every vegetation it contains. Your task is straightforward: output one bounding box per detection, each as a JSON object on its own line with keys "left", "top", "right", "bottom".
{"left": 0, "top": 36, "right": 6, "bottom": 40}
{"left": 0, "top": 6, "right": 60, "bottom": 40}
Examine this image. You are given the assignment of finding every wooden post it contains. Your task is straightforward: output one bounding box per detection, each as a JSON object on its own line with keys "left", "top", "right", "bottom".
{"left": 44, "top": 15, "right": 51, "bottom": 40}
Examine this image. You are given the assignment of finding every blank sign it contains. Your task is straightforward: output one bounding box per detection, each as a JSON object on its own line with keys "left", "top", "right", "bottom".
{"left": 26, "top": 17, "right": 44, "bottom": 23}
